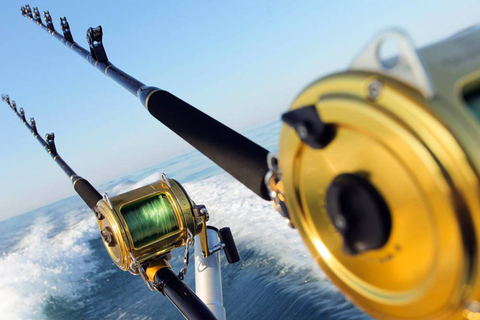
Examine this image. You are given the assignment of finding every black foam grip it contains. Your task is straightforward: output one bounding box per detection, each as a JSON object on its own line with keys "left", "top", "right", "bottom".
{"left": 146, "top": 90, "right": 270, "bottom": 200}
{"left": 74, "top": 178, "right": 103, "bottom": 209}
{"left": 219, "top": 227, "right": 240, "bottom": 264}
{"left": 154, "top": 268, "right": 218, "bottom": 320}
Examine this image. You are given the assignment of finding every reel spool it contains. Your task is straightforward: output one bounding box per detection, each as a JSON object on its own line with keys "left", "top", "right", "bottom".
{"left": 278, "top": 29, "right": 480, "bottom": 319}
{"left": 93, "top": 175, "right": 208, "bottom": 271}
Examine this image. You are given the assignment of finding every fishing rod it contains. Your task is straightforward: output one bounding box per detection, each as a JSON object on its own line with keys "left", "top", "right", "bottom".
{"left": 1, "top": 94, "right": 240, "bottom": 320}
{"left": 19, "top": 4, "right": 273, "bottom": 206}
{"left": 19, "top": 4, "right": 480, "bottom": 320}
{"left": 0, "top": 94, "right": 102, "bottom": 209}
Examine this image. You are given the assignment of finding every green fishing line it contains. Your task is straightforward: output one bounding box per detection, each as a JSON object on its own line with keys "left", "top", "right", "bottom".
{"left": 122, "top": 195, "right": 178, "bottom": 248}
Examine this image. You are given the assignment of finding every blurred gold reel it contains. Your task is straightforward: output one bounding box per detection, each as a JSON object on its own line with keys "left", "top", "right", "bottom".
{"left": 279, "top": 29, "right": 480, "bottom": 319}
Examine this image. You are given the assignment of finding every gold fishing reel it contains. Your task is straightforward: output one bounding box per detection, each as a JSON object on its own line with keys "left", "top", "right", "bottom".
{"left": 278, "top": 29, "right": 480, "bottom": 319}
{"left": 93, "top": 174, "right": 210, "bottom": 272}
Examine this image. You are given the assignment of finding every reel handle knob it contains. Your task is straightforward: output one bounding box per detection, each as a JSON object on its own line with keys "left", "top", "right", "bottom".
{"left": 218, "top": 227, "right": 240, "bottom": 264}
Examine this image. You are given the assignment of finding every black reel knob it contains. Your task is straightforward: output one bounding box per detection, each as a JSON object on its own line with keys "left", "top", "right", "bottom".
{"left": 218, "top": 227, "right": 240, "bottom": 264}
{"left": 325, "top": 173, "right": 392, "bottom": 255}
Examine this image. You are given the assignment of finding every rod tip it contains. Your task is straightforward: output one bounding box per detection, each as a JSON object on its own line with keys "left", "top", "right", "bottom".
{"left": 1, "top": 94, "right": 10, "bottom": 104}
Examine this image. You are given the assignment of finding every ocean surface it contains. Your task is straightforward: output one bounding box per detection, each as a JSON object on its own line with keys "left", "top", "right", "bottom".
{"left": 0, "top": 120, "right": 370, "bottom": 320}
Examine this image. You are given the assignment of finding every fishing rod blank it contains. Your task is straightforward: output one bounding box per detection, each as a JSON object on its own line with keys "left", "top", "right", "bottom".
{"left": 1, "top": 94, "right": 102, "bottom": 210}
{"left": 20, "top": 5, "right": 271, "bottom": 201}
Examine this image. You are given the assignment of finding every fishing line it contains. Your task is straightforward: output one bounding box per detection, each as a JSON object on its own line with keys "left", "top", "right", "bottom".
{"left": 122, "top": 195, "right": 179, "bottom": 248}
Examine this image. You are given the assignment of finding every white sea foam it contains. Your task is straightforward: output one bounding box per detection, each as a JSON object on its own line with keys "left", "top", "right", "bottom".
{"left": 0, "top": 172, "right": 340, "bottom": 319}
{"left": 0, "top": 210, "right": 99, "bottom": 320}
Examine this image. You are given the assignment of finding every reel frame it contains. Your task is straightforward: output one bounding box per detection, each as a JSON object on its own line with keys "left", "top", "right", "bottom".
{"left": 93, "top": 175, "right": 210, "bottom": 272}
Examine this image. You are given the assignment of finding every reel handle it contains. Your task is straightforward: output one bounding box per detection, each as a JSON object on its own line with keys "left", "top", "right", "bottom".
{"left": 218, "top": 227, "right": 240, "bottom": 264}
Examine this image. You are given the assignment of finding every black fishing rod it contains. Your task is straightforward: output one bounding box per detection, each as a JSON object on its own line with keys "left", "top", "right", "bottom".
{"left": 1, "top": 94, "right": 220, "bottom": 320}
{"left": 20, "top": 5, "right": 271, "bottom": 202}
{"left": 0, "top": 94, "right": 102, "bottom": 209}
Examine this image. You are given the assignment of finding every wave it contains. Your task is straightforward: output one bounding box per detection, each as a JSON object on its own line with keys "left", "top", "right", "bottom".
{"left": 0, "top": 209, "right": 101, "bottom": 320}
{"left": 0, "top": 171, "right": 368, "bottom": 319}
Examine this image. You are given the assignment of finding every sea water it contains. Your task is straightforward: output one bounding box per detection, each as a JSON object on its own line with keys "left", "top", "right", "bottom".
{"left": 0, "top": 120, "right": 370, "bottom": 320}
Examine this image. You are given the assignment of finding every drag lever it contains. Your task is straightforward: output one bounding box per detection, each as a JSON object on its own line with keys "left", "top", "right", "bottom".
{"left": 282, "top": 105, "right": 335, "bottom": 149}
{"left": 87, "top": 26, "right": 108, "bottom": 63}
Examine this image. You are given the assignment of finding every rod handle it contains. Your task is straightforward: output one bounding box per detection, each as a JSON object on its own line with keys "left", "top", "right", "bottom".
{"left": 141, "top": 89, "right": 270, "bottom": 200}
{"left": 73, "top": 178, "right": 102, "bottom": 209}
{"left": 154, "top": 267, "right": 218, "bottom": 320}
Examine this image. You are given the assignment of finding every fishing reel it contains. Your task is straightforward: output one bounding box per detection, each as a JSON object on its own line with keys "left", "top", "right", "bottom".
{"left": 3, "top": 90, "right": 238, "bottom": 319}
{"left": 276, "top": 28, "right": 480, "bottom": 319}
{"left": 93, "top": 173, "right": 240, "bottom": 285}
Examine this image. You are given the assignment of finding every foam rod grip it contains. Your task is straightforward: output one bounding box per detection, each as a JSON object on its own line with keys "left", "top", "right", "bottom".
{"left": 145, "top": 90, "right": 270, "bottom": 200}
{"left": 73, "top": 178, "right": 103, "bottom": 209}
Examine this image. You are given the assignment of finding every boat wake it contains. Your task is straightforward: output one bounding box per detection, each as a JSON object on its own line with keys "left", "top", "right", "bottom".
{"left": 0, "top": 154, "right": 369, "bottom": 319}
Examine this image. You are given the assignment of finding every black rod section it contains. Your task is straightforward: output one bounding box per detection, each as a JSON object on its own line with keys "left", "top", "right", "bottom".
{"left": 154, "top": 267, "right": 218, "bottom": 320}
{"left": 141, "top": 89, "right": 271, "bottom": 200}
{"left": 1, "top": 94, "right": 102, "bottom": 210}
{"left": 21, "top": 6, "right": 271, "bottom": 200}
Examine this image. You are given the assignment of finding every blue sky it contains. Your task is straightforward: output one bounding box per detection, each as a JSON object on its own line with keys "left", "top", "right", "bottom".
{"left": 1, "top": 0, "right": 479, "bottom": 220}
